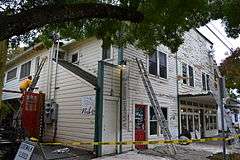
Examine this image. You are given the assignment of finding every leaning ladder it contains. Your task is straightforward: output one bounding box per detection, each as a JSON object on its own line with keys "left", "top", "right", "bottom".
{"left": 136, "top": 58, "right": 176, "bottom": 154}
{"left": 28, "top": 57, "right": 47, "bottom": 92}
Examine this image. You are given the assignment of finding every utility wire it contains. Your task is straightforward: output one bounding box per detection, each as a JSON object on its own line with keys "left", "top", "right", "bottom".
{"left": 205, "top": 24, "right": 234, "bottom": 53}
{"left": 209, "top": 22, "right": 234, "bottom": 49}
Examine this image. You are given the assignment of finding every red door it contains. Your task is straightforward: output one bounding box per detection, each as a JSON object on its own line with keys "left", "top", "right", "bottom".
{"left": 135, "top": 104, "right": 147, "bottom": 150}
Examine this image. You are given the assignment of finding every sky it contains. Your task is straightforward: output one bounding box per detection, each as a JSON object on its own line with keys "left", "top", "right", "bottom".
{"left": 198, "top": 19, "right": 240, "bottom": 65}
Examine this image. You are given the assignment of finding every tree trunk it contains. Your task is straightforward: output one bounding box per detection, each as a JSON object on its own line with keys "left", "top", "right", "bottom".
{"left": 0, "top": 40, "right": 7, "bottom": 109}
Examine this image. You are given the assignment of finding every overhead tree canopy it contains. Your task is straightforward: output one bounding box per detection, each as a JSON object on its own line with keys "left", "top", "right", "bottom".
{"left": 220, "top": 48, "right": 240, "bottom": 93}
{"left": 0, "top": 0, "right": 240, "bottom": 109}
{"left": 1, "top": 0, "right": 240, "bottom": 53}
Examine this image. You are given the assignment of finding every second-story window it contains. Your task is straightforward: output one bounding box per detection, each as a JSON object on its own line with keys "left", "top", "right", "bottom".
{"left": 202, "top": 72, "right": 210, "bottom": 91}
{"left": 182, "top": 63, "right": 187, "bottom": 84}
{"left": 206, "top": 74, "right": 210, "bottom": 90}
{"left": 71, "top": 52, "right": 79, "bottom": 64}
{"left": 20, "top": 61, "right": 31, "bottom": 79}
{"left": 159, "top": 52, "right": 167, "bottom": 79}
{"left": 188, "top": 65, "right": 194, "bottom": 87}
{"left": 6, "top": 68, "right": 17, "bottom": 82}
{"left": 149, "top": 51, "right": 167, "bottom": 79}
{"left": 149, "top": 52, "right": 157, "bottom": 76}
{"left": 102, "top": 46, "right": 111, "bottom": 60}
{"left": 202, "top": 73, "right": 206, "bottom": 90}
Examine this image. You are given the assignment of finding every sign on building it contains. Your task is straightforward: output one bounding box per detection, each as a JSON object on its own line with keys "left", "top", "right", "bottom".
{"left": 14, "top": 142, "right": 35, "bottom": 160}
{"left": 80, "top": 96, "right": 95, "bottom": 116}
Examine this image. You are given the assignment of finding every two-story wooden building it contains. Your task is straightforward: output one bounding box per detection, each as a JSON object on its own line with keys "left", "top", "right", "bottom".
{"left": 2, "top": 29, "right": 221, "bottom": 156}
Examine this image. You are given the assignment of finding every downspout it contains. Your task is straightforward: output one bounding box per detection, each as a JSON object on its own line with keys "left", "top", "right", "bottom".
{"left": 94, "top": 61, "right": 104, "bottom": 157}
{"left": 176, "top": 52, "right": 180, "bottom": 137}
{"left": 118, "top": 47, "right": 123, "bottom": 153}
{"left": 47, "top": 44, "right": 54, "bottom": 100}
{"left": 53, "top": 39, "right": 60, "bottom": 141}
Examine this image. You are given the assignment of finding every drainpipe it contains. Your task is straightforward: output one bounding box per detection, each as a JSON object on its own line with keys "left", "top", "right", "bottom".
{"left": 53, "top": 37, "right": 60, "bottom": 141}
{"left": 176, "top": 52, "right": 180, "bottom": 137}
{"left": 47, "top": 44, "right": 54, "bottom": 100}
{"left": 118, "top": 47, "right": 124, "bottom": 153}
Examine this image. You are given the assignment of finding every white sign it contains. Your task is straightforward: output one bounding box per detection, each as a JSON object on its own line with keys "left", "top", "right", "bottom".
{"left": 14, "top": 142, "right": 35, "bottom": 160}
{"left": 80, "top": 96, "right": 95, "bottom": 115}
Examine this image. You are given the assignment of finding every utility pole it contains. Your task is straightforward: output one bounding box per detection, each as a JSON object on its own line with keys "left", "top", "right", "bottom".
{"left": 219, "top": 77, "right": 226, "bottom": 160}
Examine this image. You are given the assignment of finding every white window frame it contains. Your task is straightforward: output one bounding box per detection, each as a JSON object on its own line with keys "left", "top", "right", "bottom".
{"left": 71, "top": 51, "right": 79, "bottom": 64}
{"left": 202, "top": 72, "right": 210, "bottom": 91}
{"left": 6, "top": 67, "right": 17, "bottom": 82}
{"left": 20, "top": 61, "right": 31, "bottom": 79}
{"left": 181, "top": 62, "right": 194, "bottom": 87}
{"left": 148, "top": 106, "right": 168, "bottom": 137}
{"left": 188, "top": 65, "right": 194, "bottom": 87}
{"left": 102, "top": 45, "right": 113, "bottom": 61}
{"left": 147, "top": 50, "right": 168, "bottom": 79}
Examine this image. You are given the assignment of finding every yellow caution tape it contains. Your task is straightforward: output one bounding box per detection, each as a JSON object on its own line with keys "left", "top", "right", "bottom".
{"left": 30, "top": 134, "right": 240, "bottom": 146}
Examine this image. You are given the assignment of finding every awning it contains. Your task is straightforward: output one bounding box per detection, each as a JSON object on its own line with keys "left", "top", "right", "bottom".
{"left": 225, "top": 98, "right": 240, "bottom": 109}
{"left": 179, "top": 92, "right": 217, "bottom": 107}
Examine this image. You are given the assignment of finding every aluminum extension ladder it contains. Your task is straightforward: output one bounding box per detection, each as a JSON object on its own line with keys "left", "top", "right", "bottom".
{"left": 136, "top": 58, "right": 176, "bottom": 155}
{"left": 28, "top": 57, "right": 47, "bottom": 92}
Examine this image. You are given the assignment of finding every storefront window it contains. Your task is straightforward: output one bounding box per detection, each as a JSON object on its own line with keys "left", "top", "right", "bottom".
{"left": 188, "top": 115, "right": 193, "bottom": 132}
{"left": 181, "top": 115, "right": 187, "bottom": 133}
{"left": 194, "top": 115, "right": 200, "bottom": 131}
{"left": 205, "top": 115, "right": 209, "bottom": 130}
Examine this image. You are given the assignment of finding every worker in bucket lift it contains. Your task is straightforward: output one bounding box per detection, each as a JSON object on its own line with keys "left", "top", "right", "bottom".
{"left": 19, "top": 76, "right": 32, "bottom": 93}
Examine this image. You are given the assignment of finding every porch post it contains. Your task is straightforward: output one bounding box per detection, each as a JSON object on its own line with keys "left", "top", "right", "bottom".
{"left": 94, "top": 61, "right": 104, "bottom": 157}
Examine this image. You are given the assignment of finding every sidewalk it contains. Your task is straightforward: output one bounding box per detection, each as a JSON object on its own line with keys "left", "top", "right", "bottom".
{"left": 93, "top": 142, "right": 240, "bottom": 160}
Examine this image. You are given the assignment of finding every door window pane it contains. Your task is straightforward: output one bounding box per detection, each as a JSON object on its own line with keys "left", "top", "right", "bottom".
{"left": 149, "top": 52, "right": 157, "bottom": 75}
{"left": 135, "top": 107, "right": 145, "bottom": 130}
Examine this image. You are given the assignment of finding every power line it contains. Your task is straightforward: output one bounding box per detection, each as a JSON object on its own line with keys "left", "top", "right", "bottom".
{"left": 205, "top": 24, "right": 234, "bottom": 53}
{"left": 209, "top": 22, "right": 234, "bottom": 49}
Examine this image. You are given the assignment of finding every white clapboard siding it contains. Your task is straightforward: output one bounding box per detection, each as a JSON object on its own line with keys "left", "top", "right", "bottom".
{"left": 3, "top": 50, "right": 49, "bottom": 100}
{"left": 45, "top": 63, "right": 96, "bottom": 150}
{"left": 101, "top": 63, "right": 122, "bottom": 155}
{"left": 122, "top": 44, "right": 179, "bottom": 151}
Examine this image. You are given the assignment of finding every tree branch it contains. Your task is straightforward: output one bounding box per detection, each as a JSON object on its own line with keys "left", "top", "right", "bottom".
{"left": 0, "top": 3, "right": 144, "bottom": 40}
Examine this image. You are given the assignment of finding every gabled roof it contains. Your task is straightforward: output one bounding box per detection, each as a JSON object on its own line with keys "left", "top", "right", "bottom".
{"left": 6, "top": 43, "right": 46, "bottom": 69}
{"left": 194, "top": 28, "right": 213, "bottom": 45}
